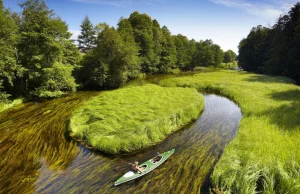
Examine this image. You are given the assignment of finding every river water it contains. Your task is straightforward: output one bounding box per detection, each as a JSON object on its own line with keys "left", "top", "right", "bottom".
{"left": 0, "top": 93, "right": 241, "bottom": 194}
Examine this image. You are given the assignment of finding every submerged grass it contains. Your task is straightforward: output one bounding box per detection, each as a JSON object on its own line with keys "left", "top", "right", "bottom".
{"left": 0, "top": 92, "right": 96, "bottom": 194}
{"left": 159, "top": 70, "right": 300, "bottom": 193}
{"left": 69, "top": 84, "right": 204, "bottom": 154}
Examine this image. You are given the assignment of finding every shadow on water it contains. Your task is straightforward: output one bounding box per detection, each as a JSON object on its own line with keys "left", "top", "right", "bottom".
{"left": 0, "top": 94, "right": 242, "bottom": 194}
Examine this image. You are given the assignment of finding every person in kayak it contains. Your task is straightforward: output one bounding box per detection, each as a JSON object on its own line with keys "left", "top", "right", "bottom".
{"left": 130, "top": 161, "right": 144, "bottom": 173}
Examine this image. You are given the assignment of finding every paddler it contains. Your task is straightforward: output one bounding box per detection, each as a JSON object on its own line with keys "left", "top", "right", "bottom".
{"left": 129, "top": 161, "right": 144, "bottom": 173}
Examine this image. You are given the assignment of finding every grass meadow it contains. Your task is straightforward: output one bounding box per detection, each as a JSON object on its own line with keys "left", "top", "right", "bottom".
{"left": 69, "top": 84, "right": 204, "bottom": 154}
{"left": 159, "top": 70, "right": 300, "bottom": 193}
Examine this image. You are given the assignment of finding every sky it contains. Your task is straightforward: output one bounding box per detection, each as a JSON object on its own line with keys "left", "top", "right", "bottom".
{"left": 3, "top": 0, "right": 298, "bottom": 53}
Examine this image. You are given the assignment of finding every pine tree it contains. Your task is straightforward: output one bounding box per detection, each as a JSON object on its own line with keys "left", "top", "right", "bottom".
{"left": 78, "top": 16, "right": 96, "bottom": 53}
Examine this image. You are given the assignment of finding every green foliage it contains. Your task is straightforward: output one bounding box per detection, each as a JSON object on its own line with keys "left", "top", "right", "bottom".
{"left": 173, "top": 34, "right": 192, "bottom": 69}
{"left": 223, "top": 50, "right": 236, "bottom": 63}
{"left": 76, "top": 53, "right": 108, "bottom": 89}
{"left": 97, "top": 27, "right": 140, "bottom": 88}
{"left": 193, "top": 41, "right": 214, "bottom": 67}
{"left": 33, "top": 62, "right": 77, "bottom": 98}
{"left": 211, "top": 44, "right": 224, "bottom": 66}
{"left": 129, "top": 11, "right": 157, "bottom": 73}
{"left": 78, "top": 16, "right": 96, "bottom": 53}
{"left": 117, "top": 18, "right": 141, "bottom": 79}
{"left": 239, "top": 3, "right": 300, "bottom": 83}
{"left": 16, "top": 0, "right": 78, "bottom": 97}
{"left": 159, "top": 70, "right": 300, "bottom": 193}
{"left": 157, "top": 26, "right": 177, "bottom": 73}
{"left": 77, "top": 26, "right": 140, "bottom": 89}
{"left": 238, "top": 25, "right": 270, "bottom": 73}
{"left": 76, "top": 11, "right": 226, "bottom": 90}
{"left": 0, "top": 0, "right": 23, "bottom": 101}
{"left": 69, "top": 84, "right": 204, "bottom": 154}
{"left": 192, "top": 40, "right": 224, "bottom": 68}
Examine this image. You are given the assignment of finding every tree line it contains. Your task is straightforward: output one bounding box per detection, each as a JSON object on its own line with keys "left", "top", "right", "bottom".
{"left": 0, "top": 0, "right": 236, "bottom": 103}
{"left": 238, "top": 3, "right": 300, "bottom": 83}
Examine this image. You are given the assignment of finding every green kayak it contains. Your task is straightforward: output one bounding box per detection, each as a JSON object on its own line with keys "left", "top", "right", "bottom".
{"left": 114, "top": 149, "right": 175, "bottom": 186}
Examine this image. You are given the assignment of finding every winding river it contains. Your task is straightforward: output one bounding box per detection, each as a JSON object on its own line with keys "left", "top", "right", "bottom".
{"left": 0, "top": 93, "right": 241, "bottom": 194}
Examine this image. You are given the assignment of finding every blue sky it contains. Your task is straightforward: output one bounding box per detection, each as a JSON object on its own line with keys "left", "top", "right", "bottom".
{"left": 3, "top": 0, "right": 297, "bottom": 53}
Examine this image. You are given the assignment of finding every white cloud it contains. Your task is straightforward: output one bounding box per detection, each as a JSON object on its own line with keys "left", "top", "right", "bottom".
{"left": 209, "top": 0, "right": 296, "bottom": 20}
{"left": 71, "top": 0, "right": 166, "bottom": 7}
{"left": 69, "top": 30, "right": 81, "bottom": 41}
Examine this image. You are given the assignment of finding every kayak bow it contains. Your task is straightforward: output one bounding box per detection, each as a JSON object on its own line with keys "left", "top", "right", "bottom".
{"left": 114, "top": 149, "right": 175, "bottom": 186}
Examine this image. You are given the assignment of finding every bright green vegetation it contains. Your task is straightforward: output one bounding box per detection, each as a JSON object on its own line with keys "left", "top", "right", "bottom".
{"left": 69, "top": 84, "right": 204, "bottom": 154}
{"left": 159, "top": 70, "right": 300, "bottom": 193}
{"left": 0, "top": 99, "right": 23, "bottom": 112}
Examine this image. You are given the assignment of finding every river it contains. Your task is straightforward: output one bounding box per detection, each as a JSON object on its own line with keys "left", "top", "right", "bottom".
{"left": 0, "top": 93, "right": 241, "bottom": 194}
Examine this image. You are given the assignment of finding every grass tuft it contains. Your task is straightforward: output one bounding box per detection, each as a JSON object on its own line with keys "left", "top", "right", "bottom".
{"left": 69, "top": 84, "right": 204, "bottom": 154}
{"left": 0, "top": 99, "right": 23, "bottom": 112}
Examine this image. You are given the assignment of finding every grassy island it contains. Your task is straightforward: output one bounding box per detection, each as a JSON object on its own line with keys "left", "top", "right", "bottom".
{"left": 69, "top": 84, "right": 204, "bottom": 154}
{"left": 159, "top": 70, "right": 300, "bottom": 193}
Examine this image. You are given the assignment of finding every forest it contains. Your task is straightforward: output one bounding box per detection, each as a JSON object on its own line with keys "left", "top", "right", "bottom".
{"left": 238, "top": 3, "right": 300, "bottom": 83}
{"left": 0, "top": 0, "right": 236, "bottom": 103}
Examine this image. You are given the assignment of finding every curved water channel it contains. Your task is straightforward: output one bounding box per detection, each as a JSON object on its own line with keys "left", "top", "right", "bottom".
{"left": 0, "top": 93, "right": 242, "bottom": 194}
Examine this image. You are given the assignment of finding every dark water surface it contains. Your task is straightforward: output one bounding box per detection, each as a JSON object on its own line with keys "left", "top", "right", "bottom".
{"left": 0, "top": 93, "right": 241, "bottom": 194}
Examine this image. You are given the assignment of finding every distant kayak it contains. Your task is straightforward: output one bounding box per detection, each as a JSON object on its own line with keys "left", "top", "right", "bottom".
{"left": 114, "top": 149, "right": 175, "bottom": 186}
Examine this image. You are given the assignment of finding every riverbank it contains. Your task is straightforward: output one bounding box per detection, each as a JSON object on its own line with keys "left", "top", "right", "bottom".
{"left": 159, "top": 70, "right": 300, "bottom": 193}
{"left": 69, "top": 84, "right": 204, "bottom": 154}
{"left": 0, "top": 99, "right": 23, "bottom": 113}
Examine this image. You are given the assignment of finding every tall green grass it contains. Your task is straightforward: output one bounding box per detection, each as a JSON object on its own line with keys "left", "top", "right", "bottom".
{"left": 69, "top": 84, "right": 204, "bottom": 154}
{"left": 159, "top": 70, "right": 300, "bottom": 193}
{"left": 0, "top": 99, "right": 23, "bottom": 112}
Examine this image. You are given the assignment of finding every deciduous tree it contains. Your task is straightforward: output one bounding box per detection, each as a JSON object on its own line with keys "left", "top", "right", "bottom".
{"left": 0, "top": 0, "right": 23, "bottom": 101}
{"left": 17, "top": 0, "right": 78, "bottom": 97}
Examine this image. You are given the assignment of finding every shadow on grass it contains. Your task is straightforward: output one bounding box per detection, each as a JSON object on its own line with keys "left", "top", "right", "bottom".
{"left": 260, "top": 89, "right": 300, "bottom": 130}
{"left": 244, "top": 75, "right": 296, "bottom": 84}
{"left": 270, "top": 89, "right": 300, "bottom": 102}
